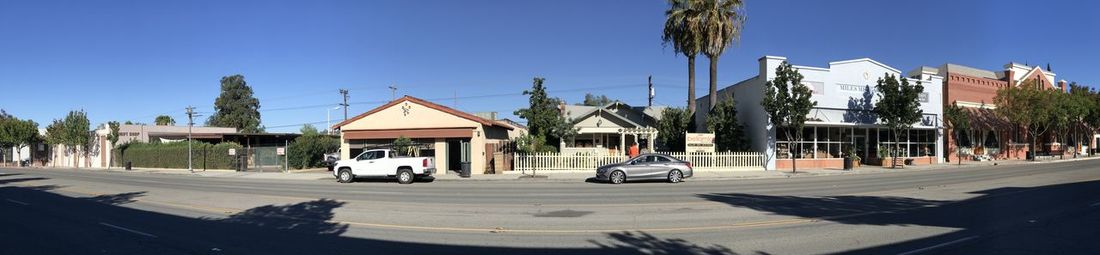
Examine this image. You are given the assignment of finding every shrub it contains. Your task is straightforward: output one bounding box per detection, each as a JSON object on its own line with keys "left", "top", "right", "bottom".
{"left": 287, "top": 135, "right": 340, "bottom": 169}
{"left": 116, "top": 141, "right": 242, "bottom": 170}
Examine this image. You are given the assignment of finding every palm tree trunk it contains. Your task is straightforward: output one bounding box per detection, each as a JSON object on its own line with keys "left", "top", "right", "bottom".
{"left": 687, "top": 56, "right": 697, "bottom": 115}
{"left": 709, "top": 56, "right": 719, "bottom": 111}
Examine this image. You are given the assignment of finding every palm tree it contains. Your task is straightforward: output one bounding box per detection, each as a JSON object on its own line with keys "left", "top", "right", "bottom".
{"left": 699, "top": 0, "right": 745, "bottom": 110}
{"left": 663, "top": 0, "right": 704, "bottom": 115}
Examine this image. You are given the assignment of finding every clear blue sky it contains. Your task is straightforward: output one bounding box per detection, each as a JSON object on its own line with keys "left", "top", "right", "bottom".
{"left": 2, "top": 0, "right": 1097, "bottom": 133}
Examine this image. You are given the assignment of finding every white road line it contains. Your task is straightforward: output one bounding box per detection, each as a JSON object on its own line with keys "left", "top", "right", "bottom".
{"left": 5, "top": 199, "right": 29, "bottom": 205}
{"left": 897, "top": 235, "right": 980, "bottom": 255}
{"left": 99, "top": 222, "right": 158, "bottom": 238}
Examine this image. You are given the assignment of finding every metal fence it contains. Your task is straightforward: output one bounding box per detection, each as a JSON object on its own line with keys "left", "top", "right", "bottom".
{"left": 514, "top": 151, "right": 765, "bottom": 171}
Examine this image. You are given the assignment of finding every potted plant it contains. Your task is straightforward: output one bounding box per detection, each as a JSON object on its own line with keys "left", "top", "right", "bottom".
{"left": 846, "top": 147, "right": 861, "bottom": 168}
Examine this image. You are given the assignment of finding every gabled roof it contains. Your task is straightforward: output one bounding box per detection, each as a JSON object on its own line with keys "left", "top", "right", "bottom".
{"left": 331, "top": 95, "right": 512, "bottom": 130}
{"left": 1016, "top": 65, "right": 1055, "bottom": 86}
{"left": 829, "top": 58, "right": 902, "bottom": 74}
{"left": 565, "top": 101, "right": 647, "bottom": 127}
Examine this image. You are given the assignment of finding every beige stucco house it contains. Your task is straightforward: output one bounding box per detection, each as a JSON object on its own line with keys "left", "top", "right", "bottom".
{"left": 331, "top": 96, "right": 515, "bottom": 175}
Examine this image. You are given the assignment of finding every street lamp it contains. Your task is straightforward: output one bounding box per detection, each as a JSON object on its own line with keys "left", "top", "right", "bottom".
{"left": 327, "top": 106, "right": 342, "bottom": 134}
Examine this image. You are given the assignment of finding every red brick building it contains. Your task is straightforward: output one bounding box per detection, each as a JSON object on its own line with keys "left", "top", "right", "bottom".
{"left": 936, "top": 62, "right": 1069, "bottom": 162}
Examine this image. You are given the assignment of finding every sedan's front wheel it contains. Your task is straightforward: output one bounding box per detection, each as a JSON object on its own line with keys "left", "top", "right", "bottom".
{"left": 609, "top": 170, "right": 625, "bottom": 184}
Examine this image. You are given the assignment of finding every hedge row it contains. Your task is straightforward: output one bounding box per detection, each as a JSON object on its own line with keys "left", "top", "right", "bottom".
{"left": 116, "top": 142, "right": 243, "bottom": 170}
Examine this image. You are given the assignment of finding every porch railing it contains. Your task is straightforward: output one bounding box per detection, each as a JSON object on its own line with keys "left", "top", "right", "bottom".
{"left": 514, "top": 151, "right": 765, "bottom": 171}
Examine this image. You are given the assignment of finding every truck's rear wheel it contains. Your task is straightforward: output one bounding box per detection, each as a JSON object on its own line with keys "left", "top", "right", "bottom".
{"left": 337, "top": 169, "right": 354, "bottom": 183}
{"left": 397, "top": 169, "right": 414, "bottom": 184}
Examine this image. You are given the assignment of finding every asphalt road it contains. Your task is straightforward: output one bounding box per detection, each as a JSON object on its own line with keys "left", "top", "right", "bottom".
{"left": 2, "top": 159, "right": 1100, "bottom": 254}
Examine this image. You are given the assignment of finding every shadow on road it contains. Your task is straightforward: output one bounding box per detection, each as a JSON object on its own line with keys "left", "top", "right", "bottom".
{"left": 214, "top": 198, "right": 348, "bottom": 235}
{"left": 698, "top": 179, "right": 1100, "bottom": 254}
{"left": 593, "top": 231, "right": 737, "bottom": 255}
{"left": 84, "top": 191, "right": 146, "bottom": 205}
{"left": 0, "top": 177, "right": 48, "bottom": 185}
{"left": 0, "top": 185, "right": 746, "bottom": 255}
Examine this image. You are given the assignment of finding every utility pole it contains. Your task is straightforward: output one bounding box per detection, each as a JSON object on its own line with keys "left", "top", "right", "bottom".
{"left": 185, "top": 106, "right": 198, "bottom": 173}
{"left": 338, "top": 89, "right": 349, "bottom": 120}
{"left": 388, "top": 85, "right": 398, "bottom": 100}
{"left": 648, "top": 75, "right": 654, "bottom": 107}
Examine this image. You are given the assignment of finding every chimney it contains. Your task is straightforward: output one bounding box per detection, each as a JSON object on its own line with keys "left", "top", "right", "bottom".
{"left": 1058, "top": 80, "right": 1067, "bottom": 92}
{"left": 1005, "top": 68, "right": 1015, "bottom": 87}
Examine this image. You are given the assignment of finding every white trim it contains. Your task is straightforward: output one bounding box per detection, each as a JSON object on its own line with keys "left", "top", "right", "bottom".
{"left": 792, "top": 65, "right": 830, "bottom": 72}
{"left": 829, "top": 58, "right": 903, "bottom": 74}
{"left": 1016, "top": 66, "right": 1054, "bottom": 86}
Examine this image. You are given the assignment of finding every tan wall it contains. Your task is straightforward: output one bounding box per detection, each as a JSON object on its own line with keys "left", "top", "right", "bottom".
{"left": 341, "top": 101, "right": 481, "bottom": 131}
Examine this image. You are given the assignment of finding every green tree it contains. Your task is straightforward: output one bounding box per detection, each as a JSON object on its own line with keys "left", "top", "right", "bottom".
{"left": 706, "top": 94, "right": 748, "bottom": 151}
{"left": 761, "top": 62, "right": 816, "bottom": 172}
{"left": 154, "top": 115, "right": 176, "bottom": 126}
{"left": 663, "top": 0, "right": 704, "bottom": 114}
{"left": 699, "top": 0, "right": 745, "bottom": 111}
{"left": 995, "top": 79, "right": 1053, "bottom": 161}
{"left": 45, "top": 110, "right": 91, "bottom": 168}
{"left": 873, "top": 74, "right": 925, "bottom": 168}
{"left": 106, "top": 121, "right": 120, "bottom": 168}
{"left": 1050, "top": 87, "right": 1090, "bottom": 159}
{"left": 299, "top": 124, "right": 320, "bottom": 136}
{"left": 514, "top": 133, "right": 550, "bottom": 176}
{"left": 0, "top": 117, "right": 39, "bottom": 166}
{"left": 393, "top": 136, "right": 414, "bottom": 156}
{"left": 657, "top": 107, "right": 693, "bottom": 151}
{"left": 1066, "top": 83, "right": 1094, "bottom": 157}
{"left": 207, "top": 74, "right": 262, "bottom": 133}
{"left": 581, "top": 93, "right": 613, "bottom": 106}
{"left": 286, "top": 130, "right": 339, "bottom": 169}
{"left": 943, "top": 101, "right": 970, "bottom": 165}
{"left": 514, "top": 77, "right": 575, "bottom": 150}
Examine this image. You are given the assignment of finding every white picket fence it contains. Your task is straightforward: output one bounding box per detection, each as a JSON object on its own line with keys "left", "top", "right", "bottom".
{"left": 514, "top": 152, "right": 765, "bottom": 171}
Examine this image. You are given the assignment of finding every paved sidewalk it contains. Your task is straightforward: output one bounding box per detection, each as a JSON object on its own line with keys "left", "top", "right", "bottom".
{"left": 38, "top": 155, "right": 1100, "bottom": 182}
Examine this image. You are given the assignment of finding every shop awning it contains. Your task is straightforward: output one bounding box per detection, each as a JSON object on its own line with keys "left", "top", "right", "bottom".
{"left": 964, "top": 107, "right": 1011, "bottom": 131}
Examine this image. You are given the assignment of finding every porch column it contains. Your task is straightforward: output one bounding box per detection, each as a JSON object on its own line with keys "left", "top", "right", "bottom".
{"left": 620, "top": 133, "right": 625, "bottom": 156}
{"left": 648, "top": 132, "right": 656, "bottom": 152}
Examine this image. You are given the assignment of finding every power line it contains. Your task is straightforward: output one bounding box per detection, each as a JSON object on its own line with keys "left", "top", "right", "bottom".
{"left": 263, "top": 120, "right": 330, "bottom": 129}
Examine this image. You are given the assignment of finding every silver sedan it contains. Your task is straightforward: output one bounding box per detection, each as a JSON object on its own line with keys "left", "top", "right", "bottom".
{"left": 596, "top": 153, "right": 693, "bottom": 184}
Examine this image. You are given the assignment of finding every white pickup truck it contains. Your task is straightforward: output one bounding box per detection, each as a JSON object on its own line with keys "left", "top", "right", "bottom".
{"left": 333, "top": 149, "right": 436, "bottom": 184}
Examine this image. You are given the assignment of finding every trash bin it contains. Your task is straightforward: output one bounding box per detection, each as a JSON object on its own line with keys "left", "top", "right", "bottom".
{"left": 460, "top": 162, "right": 471, "bottom": 178}
{"left": 125, "top": 161, "right": 132, "bottom": 170}
{"left": 843, "top": 157, "right": 853, "bottom": 170}
{"left": 237, "top": 156, "right": 247, "bottom": 172}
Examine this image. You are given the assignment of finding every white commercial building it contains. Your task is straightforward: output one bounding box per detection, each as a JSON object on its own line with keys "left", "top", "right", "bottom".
{"left": 696, "top": 56, "right": 944, "bottom": 170}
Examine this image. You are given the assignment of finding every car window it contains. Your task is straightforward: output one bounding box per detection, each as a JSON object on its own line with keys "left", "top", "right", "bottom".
{"left": 644, "top": 156, "right": 659, "bottom": 163}
{"left": 655, "top": 156, "right": 672, "bottom": 162}
{"left": 359, "top": 151, "right": 383, "bottom": 160}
